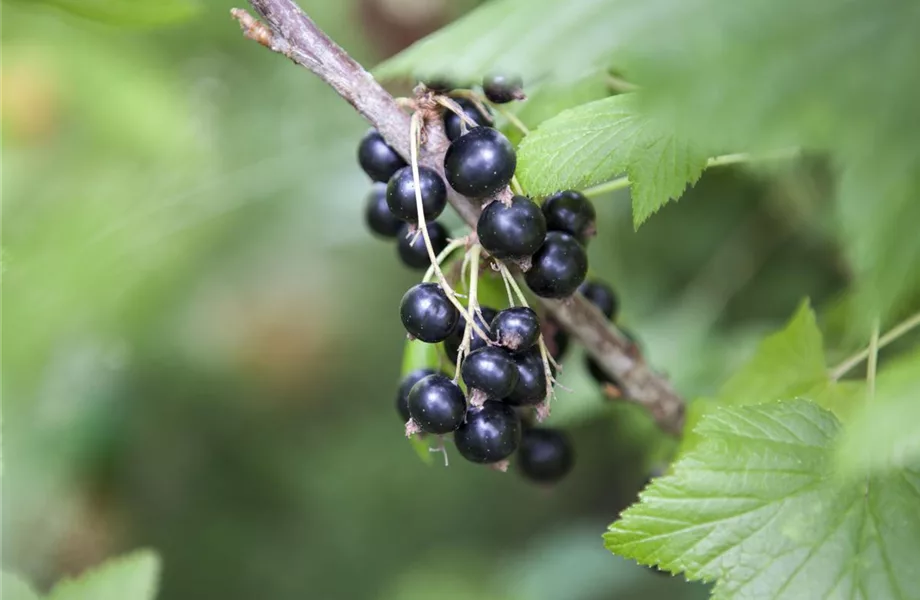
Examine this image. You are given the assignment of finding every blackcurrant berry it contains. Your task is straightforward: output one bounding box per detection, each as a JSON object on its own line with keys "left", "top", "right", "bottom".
{"left": 422, "top": 78, "right": 453, "bottom": 93}
{"left": 542, "top": 190, "right": 596, "bottom": 242}
{"left": 579, "top": 280, "right": 618, "bottom": 320}
{"left": 517, "top": 428, "right": 573, "bottom": 484}
{"left": 397, "top": 368, "right": 438, "bottom": 422}
{"left": 524, "top": 231, "right": 588, "bottom": 298}
{"left": 482, "top": 73, "right": 525, "bottom": 104}
{"left": 461, "top": 346, "right": 519, "bottom": 399}
{"left": 443, "top": 127, "right": 516, "bottom": 198}
{"left": 444, "top": 98, "right": 492, "bottom": 142}
{"left": 491, "top": 307, "right": 540, "bottom": 353}
{"left": 444, "top": 307, "right": 497, "bottom": 363}
{"left": 542, "top": 316, "right": 569, "bottom": 361}
{"left": 364, "top": 183, "right": 402, "bottom": 238}
{"left": 396, "top": 222, "right": 450, "bottom": 270}
{"left": 454, "top": 401, "right": 522, "bottom": 464}
{"left": 504, "top": 348, "right": 550, "bottom": 406}
{"left": 407, "top": 374, "right": 466, "bottom": 434}
{"left": 585, "top": 355, "right": 622, "bottom": 388}
{"left": 358, "top": 129, "right": 407, "bottom": 183}
{"left": 400, "top": 283, "right": 460, "bottom": 343}
{"left": 477, "top": 196, "right": 547, "bottom": 260}
{"left": 386, "top": 166, "right": 447, "bottom": 223}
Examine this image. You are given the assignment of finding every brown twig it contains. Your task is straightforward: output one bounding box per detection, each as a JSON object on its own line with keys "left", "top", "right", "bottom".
{"left": 231, "top": 1, "right": 686, "bottom": 435}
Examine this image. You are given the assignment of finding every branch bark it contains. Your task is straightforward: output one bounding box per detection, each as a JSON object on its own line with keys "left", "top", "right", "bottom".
{"left": 231, "top": 1, "right": 685, "bottom": 435}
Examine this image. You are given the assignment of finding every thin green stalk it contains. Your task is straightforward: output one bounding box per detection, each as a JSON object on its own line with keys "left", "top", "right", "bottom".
{"left": 830, "top": 310, "right": 920, "bottom": 380}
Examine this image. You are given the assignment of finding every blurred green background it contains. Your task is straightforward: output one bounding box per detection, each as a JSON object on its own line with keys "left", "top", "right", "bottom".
{"left": 2, "top": 0, "right": 851, "bottom": 598}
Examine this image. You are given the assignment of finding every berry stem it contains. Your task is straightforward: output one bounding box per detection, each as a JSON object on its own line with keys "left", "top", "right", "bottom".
{"left": 510, "top": 175, "right": 525, "bottom": 196}
{"left": 423, "top": 238, "right": 466, "bottom": 283}
{"left": 866, "top": 319, "right": 880, "bottom": 404}
{"left": 829, "top": 310, "right": 920, "bottom": 380}
{"left": 435, "top": 96, "right": 483, "bottom": 132}
{"left": 492, "top": 104, "right": 530, "bottom": 136}
{"left": 409, "top": 112, "right": 489, "bottom": 341}
{"left": 454, "top": 244, "right": 483, "bottom": 381}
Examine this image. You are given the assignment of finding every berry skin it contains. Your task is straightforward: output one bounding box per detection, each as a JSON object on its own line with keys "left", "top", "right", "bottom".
{"left": 454, "top": 401, "right": 522, "bottom": 464}
{"left": 504, "top": 348, "right": 550, "bottom": 406}
{"left": 585, "top": 355, "right": 624, "bottom": 390}
{"left": 364, "top": 183, "right": 402, "bottom": 238}
{"left": 491, "top": 307, "right": 540, "bottom": 353}
{"left": 397, "top": 368, "right": 438, "bottom": 422}
{"left": 477, "top": 196, "right": 547, "bottom": 260}
{"left": 482, "top": 73, "right": 525, "bottom": 104}
{"left": 524, "top": 231, "right": 588, "bottom": 298}
{"left": 542, "top": 316, "right": 569, "bottom": 361}
{"left": 444, "top": 307, "right": 497, "bottom": 363}
{"left": 444, "top": 98, "right": 492, "bottom": 141}
{"left": 578, "top": 280, "right": 618, "bottom": 320}
{"left": 358, "top": 129, "right": 407, "bottom": 183}
{"left": 396, "top": 222, "right": 450, "bottom": 270}
{"left": 423, "top": 78, "right": 453, "bottom": 93}
{"left": 542, "top": 190, "right": 596, "bottom": 242}
{"left": 443, "top": 127, "right": 517, "bottom": 198}
{"left": 517, "top": 428, "right": 574, "bottom": 484}
{"left": 400, "top": 283, "right": 460, "bottom": 343}
{"left": 386, "top": 166, "right": 447, "bottom": 223}
{"left": 407, "top": 374, "right": 467, "bottom": 434}
{"left": 461, "top": 346, "right": 519, "bottom": 399}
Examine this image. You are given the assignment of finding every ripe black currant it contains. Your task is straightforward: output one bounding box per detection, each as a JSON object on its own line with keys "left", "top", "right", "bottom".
{"left": 542, "top": 316, "right": 569, "bottom": 361}
{"left": 491, "top": 307, "right": 540, "bottom": 353}
{"left": 461, "top": 346, "right": 519, "bottom": 399}
{"left": 443, "top": 127, "right": 516, "bottom": 198}
{"left": 542, "top": 190, "right": 596, "bottom": 242}
{"left": 517, "top": 428, "right": 574, "bottom": 484}
{"left": 504, "top": 348, "right": 550, "bottom": 406}
{"left": 358, "top": 129, "right": 407, "bottom": 183}
{"left": 422, "top": 78, "right": 453, "bottom": 93}
{"left": 477, "top": 196, "right": 547, "bottom": 260}
{"left": 407, "top": 374, "right": 466, "bottom": 434}
{"left": 524, "top": 231, "right": 588, "bottom": 298}
{"left": 397, "top": 368, "right": 438, "bottom": 422}
{"left": 454, "top": 401, "right": 522, "bottom": 464}
{"left": 400, "top": 283, "right": 460, "bottom": 343}
{"left": 444, "top": 307, "right": 497, "bottom": 363}
{"left": 444, "top": 98, "right": 492, "bottom": 141}
{"left": 396, "top": 222, "right": 450, "bottom": 270}
{"left": 585, "top": 355, "right": 623, "bottom": 390}
{"left": 482, "top": 73, "right": 525, "bottom": 104}
{"left": 364, "top": 183, "right": 402, "bottom": 238}
{"left": 386, "top": 166, "right": 447, "bottom": 223}
{"left": 579, "top": 280, "right": 618, "bottom": 320}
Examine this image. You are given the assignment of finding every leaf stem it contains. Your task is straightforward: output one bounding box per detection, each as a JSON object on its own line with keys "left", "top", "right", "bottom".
{"left": 830, "top": 310, "right": 920, "bottom": 380}
{"left": 423, "top": 238, "right": 466, "bottom": 283}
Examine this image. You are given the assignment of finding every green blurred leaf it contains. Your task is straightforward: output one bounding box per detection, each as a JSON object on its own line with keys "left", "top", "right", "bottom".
{"left": 605, "top": 399, "right": 920, "bottom": 599}
{"left": 375, "top": 0, "right": 632, "bottom": 84}
{"left": 516, "top": 95, "right": 708, "bottom": 228}
{"left": 39, "top": 0, "right": 200, "bottom": 26}
{"left": 2, "top": 572, "right": 40, "bottom": 600}
{"left": 502, "top": 75, "right": 610, "bottom": 145}
{"left": 837, "top": 347, "right": 920, "bottom": 477}
{"left": 47, "top": 550, "right": 160, "bottom": 600}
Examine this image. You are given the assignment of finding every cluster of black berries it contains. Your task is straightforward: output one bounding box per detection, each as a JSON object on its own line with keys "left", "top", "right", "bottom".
{"left": 357, "top": 74, "right": 625, "bottom": 484}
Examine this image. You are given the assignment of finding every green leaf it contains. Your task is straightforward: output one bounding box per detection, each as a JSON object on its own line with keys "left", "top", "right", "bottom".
{"left": 47, "top": 550, "right": 160, "bottom": 600}
{"left": 837, "top": 347, "right": 920, "bottom": 477}
{"left": 39, "top": 0, "right": 200, "bottom": 26}
{"left": 502, "top": 75, "right": 611, "bottom": 145}
{"left": 605, "top": 399, "right": 920, "bottom": 599}
{"left": 2, "top": 572, "right": 40, "bottom": 600}
{"left": 374, "top": 0, "right": 633, "bottom": 84}
{"left": 516, "top": 94, "right": 709, "bottom": 228}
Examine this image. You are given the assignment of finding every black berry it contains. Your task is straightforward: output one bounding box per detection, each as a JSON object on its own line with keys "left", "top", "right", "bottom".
{"left": 443, "top": 127, "right": 516, "bottom": 198}
{"left": 524, "top": 231, "right": 588, "bottom": 298}
{"left": 407, "top": 374, "right": 466, "bottom": 434}
{"left": 504, "top": 348, "right": 550, "bottom": 406}
{"left": 454, "top": 401, "right": 522, "bottom": 464}
{"left": 542, "top": 316, "right": 569, "bottom": 361}
{"left": 482, "top": 73, "right": 525, "bottom": 104}
{"left": 461, "top": 346, "right": 519, "bottom": 399}
{"left": 422, "top": 78, "right": 453, "bottom": 93}
{"left": 444, "top": 98, "right": 492, "bottom": 141}
{"left": 358, "top": 129, "right": 406, "bottom": 183}
{"left": 477, "top": 196, "right": 547, "bottom": 260}
{"left": 517, "top": 428, "right": 574, "bottom": 484}
{"left": 397, "top": 368, "right": 438, "bottom": 422}
{"left": 386, "top": 166, "right": 447, "bottom": 223}
{"left": 444, "top": 307, "right": 497, "bottom": 363}
{"left": 542, "top": 190, "right": 596, "bottom": 242}
{"left": 397, "top": 222, "right": 450, "bottom": 270}
{"left": 400, "top": 283, "right": 459, "bottom": 343}
{"left": 579, "top": 280, "right": 618, "bottom": 320}
{"left": 364, "top": 183, "right": 402, "bottom": 238}
{"left": 585, "top": 355, "right": 622, "bottom": 389}
{"left": 491, "top": 307, "right": 540, "bottom": 353}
